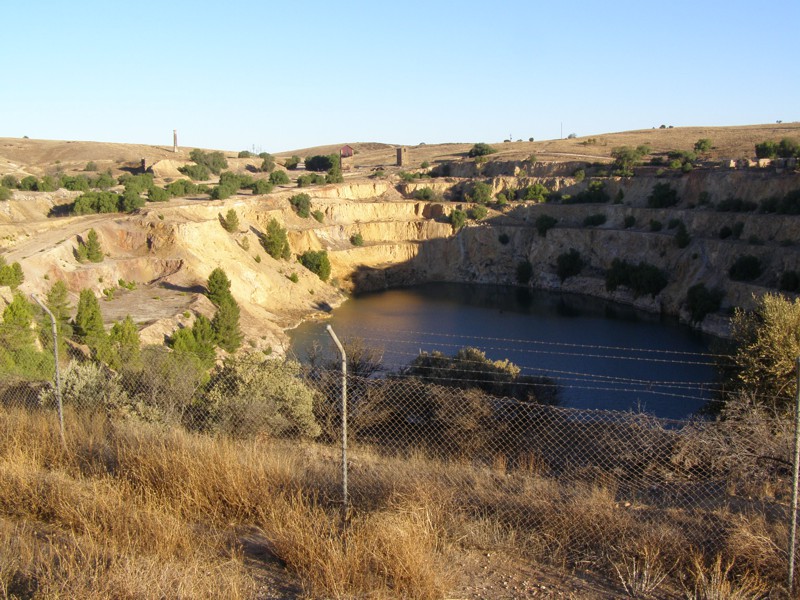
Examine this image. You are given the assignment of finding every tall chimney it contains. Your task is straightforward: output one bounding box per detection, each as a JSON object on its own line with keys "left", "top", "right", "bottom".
{"left": 173, "top": 129, "right": 178, "bottom": 153}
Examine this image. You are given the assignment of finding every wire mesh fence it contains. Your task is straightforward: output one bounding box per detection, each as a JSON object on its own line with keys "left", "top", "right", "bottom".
{"left": 0, "top": 333, "right": 797, "bottom": 593}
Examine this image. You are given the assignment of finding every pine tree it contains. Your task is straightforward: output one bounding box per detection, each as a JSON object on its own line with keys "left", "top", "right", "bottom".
{"left": 76, "top": 228, "right": 104, "bottom": 263}
{"left": 261, "top": 218, "right": 291, "bottom": 260}
{"left": 2, "top": 293, "right": 34, "bottom": 348}
{"left": 73, "top": 289, "right": 105, "bottom": 343}
{"left": 105, "top": 316, "right": 141, "bottom": 370}
{"left": 222, "top": 209, "right": 240, "bottom": 233}
{"left": 211, "top": 299, "right": 242, "bottom": 353}
{"left": 206, "top": 268, "right": 233, "bottom": 306}
{"left": 0, "top": 257, "right": 24, "bottom": 288}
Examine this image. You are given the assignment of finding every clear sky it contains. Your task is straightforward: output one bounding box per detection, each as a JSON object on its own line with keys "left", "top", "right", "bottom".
{"left": 2, "top": 0, "right": 798, "bottom": 152}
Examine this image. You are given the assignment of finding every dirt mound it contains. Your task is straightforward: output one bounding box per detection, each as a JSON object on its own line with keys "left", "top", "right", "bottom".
{"left": 150, "top": 159, "right": 187, "bottom": 179}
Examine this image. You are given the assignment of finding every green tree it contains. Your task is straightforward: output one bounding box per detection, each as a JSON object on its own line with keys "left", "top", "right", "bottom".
{"left": 289, "top": 193, "right": 311, "bottom": 218}
{"left": 647, "top": 182, "right": 679, "bottom": 208}
{"left": 222, "top": 209, "right": 239, "bottom": 233}
{"left": 468, "top": 143, "right": 497, "bottom": 158}
{"left": 0, "top": 186, "right": 11, "bottom": 201}
{"left": 350, "top": 232, "right": 364, "bottom": 246}
{"left": 147, "top": 186, "right": 169, "bottom": 202}
{"left": 207, "top": 267, "right": 234, "bottom": 306}
{"left": 76, "top": 229, "right": 104, "bottom": 263}
{"left": 212, "top": 298, "right": 242, "bottom": 353}
{"left": 43, "top": 280, "right": 73, "bottom": 357}
{"left": 685, "top": 284, "right": 723, "bottom": 323}
{"left": 251, "top": 179, "right": 274, "bottom": 195}
{"left": 611, "top": 145, "right": 650, "bottom": 176}
{"left": 2, "top": 292, "right": 35, "bottom": 348}
{"left": 556, "top": 249, "right": 583, "bottom": 281}
{"left": 467, "top": 205, "right": 488, "bottom": 220}
{"left": 467, "top": 181, "right": 493, "bottom": 204}
{"left": 522, "top": 183, "right": 549, "bottom": 202}
{"left": 729, "top": 255, "right": 762, "bottom": 281}
{"left": 169, "top": 314, "right": 217, "bottom": 368}
{"left": 299, "top": 250, "right": 331, "bottom": 281}
{"left": 238, "top": 150, "right": 253, "bottom": 158}
{"left": 178, "top": 164, "right": 211, "bottom": 181}
{"left": 534, "top": 214, "right": 557, "bottom": 237}
{"left": 260, "top": 218, "right": 291, "bottom": 259}
{"left": 305, "top": 155, "right": 336, "bottom": 172}
{"left": 516, "top": 260, "right": 533, "bottom": 284}
{"left": 755, "top": 141, "right": 778, "bottom": 159}
{"left": 284, "top": 156, "right": 301, "bottom": 170}
{"left": 103, "top": 316, "right": 141, "bottom": 370}
{"left": 189, "top": 149, "right": 228, "bottom": 175}
{"left": 73, "top": 289, "right": 105, "bottom": 344}
{"left": 449, "top": 208, "right": 467, "bottom": 231}
{"left": 2, "top": 175, "right": 19, "bottom": 188}
{"left": 259, "top": 154, "right": 276, "bottom": 173}
{"left": 694, "top": 138, "right": 712, "bottom": 154}
{"left": 326, "top": 162, "right": 344, "bottom": 184}
{"left": 269, "top": 170, "right": 290, "bottom": 185}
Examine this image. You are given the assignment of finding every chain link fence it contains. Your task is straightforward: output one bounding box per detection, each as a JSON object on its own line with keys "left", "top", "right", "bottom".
{"left": 0, "top": 333, "right": 797, "bottom": 593}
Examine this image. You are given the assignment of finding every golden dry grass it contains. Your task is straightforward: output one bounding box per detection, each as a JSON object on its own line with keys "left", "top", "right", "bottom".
{"left": 0, "top": 406, "right": 787, "bottom": 599}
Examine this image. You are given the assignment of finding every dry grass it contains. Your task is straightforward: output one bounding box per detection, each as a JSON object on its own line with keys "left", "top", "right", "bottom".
{"left": 0, "top": 406, "right": 789, "bottom": 598}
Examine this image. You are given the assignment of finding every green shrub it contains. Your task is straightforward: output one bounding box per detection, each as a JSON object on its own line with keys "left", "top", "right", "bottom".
{"left": 178, "top": 163, "right": 211, "bottom": 181}
{"left": 675, "top": 223, "right": 691, "bottom": 248}
{"left": 516, "top": 260, "right": 533, "bottom": 284}
{"left": 19, "top": 176, "right": 39, "bottom": 191}
{"left": 420, "top": 161, "right": 430, "bottom": 169}
{"left": 299, "top": 250, "right": 331, "bottom": 281}
{"left": 203, "top": 356, "right": 321, "bottom": 438}
{"left": 623, "top": 215, "right": 636, "bottom": 228}
{"left": 694, "top": 139, "right": 712, "bottom": 153}
{"left": 649, "top": 220, "right": 663, "bottom": 232}
{"left": 288, "top": 272, "right": 299, "bottom": 283}
{"left": 36, "top": 175, "right": 58, "bottom": 192}
{"left": 71, "top": 191, "right": 122, "bottom": 215}
{"left": 259, "top": 155, "right": 276, "bottom": 173}
{"left": 0, "top": 187, "right": 10, "bottom": 201}
{"left": 522, "top": 183, "right": 549, "bottom": 202}
{"left": 2, "top": 175, "right": 19, "bottom": 188}
{"left": 556, "top": 249, "right": 583, "bottom": 282}
{"left": 573, "top": 168, "right": 585, "bottom": 182}
{"left": 269, "top": 170, "right": 290, "bottom": 185}
{"left": 61, "top": 175, "right": 91, "bottom": 192}
{"left": 326, "top": 163, "right": 344, "bottom": 184}
{"left": 206, "top": 267, "right": 234, "bottom": 306}
{"left": 449, "top": 209, "right": 466, "bottom": 230}
{"left": 686, "top": 284, "right": 723, "bottom": 322}
{"left": 611, "top": 145, "right": 650, "bottom": 176}
{"left": 729, "top": 255, "right": 762, "bottom": 281}
{"left": 467, "top": 205, "right": 488, "bottom": 220}
{"left": 189, "top": 149, "right": 228, "bottom": 175}
{"left": 667, "top": 218, "right": 681, "bottom": 229}
{"left": 297, "top": 173, "right": 325, "bottom": 187}
{"left": 467, "top": 182, "right": 493, "bottom": 204}
{"left": 289, "top": 193, "right": 311, "bottom": 218}
{"left": 210, "top": 184, "right": 236, "bottom": 200}
{"left": 412, "top": 187, "right": 436, "bottom": 200}
{"left": 583, "top": 213, "right": 606, "bottom": 227}
{"left": 605, "top": 259, "right": 668, "bottom": 297}
{"left": 284, "top": 156, "right": 301, "bottom": 170}
{"left": 260, "top": 219, "right": 291, "bottom": 260}
{"left": 716, "top": 197, "right": 757, "bottom": 212}
{"left": 350, "top": 232, "right": 364, "bottom": 246}
{"left": 498, "top": 233, "right": 510, "bottom": 245}
{"left": 147, "top": 186, "right": 169, "bottom": 202}
{"left": 250, "top": 179, "right": 274, "bottom": 195}
{"left": 755, "top": 141, "right": 778, "bottom": 159}
{"left": 562, "top": 180, "right": 609, "bottom": 204}
{"left": 719, "top": 226, "right": 732, "bottom": 239}
{"left": 238, "top": 150, "right": 253, "bottom": 158}
{"left": 647, "top": 182, "right": 679, "bottom": 208}
{"left": 312, "top": 210, "right": 324, "bottom": 223}
{"left": 468, "top": 143, "right": 497, "bottom": 158}
{"left": 535, "top": 214, "right": 557, "bottom": 237}
{"left": 0, "top": 257, "right": 24, "bottom": 288}
{"left": 165, "top": 179, "right": 198, "bottom": 197}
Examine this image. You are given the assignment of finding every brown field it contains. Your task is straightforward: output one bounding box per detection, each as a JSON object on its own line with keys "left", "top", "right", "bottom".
{"left": 2, "top": 122, "right": 799, "bottom": 179}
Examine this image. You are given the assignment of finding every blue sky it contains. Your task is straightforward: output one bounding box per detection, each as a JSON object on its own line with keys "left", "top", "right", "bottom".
{"left": 2, "top": 0, "right": 797, "bottom": 152}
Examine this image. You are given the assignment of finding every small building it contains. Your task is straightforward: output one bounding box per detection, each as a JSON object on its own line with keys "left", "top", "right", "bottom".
{"left": 339, "top": 145, "right": 354, "bottom": 159}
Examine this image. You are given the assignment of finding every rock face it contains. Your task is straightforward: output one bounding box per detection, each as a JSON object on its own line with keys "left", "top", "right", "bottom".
{"left": 3, "top": 168, "right": 799, "bottom": 348}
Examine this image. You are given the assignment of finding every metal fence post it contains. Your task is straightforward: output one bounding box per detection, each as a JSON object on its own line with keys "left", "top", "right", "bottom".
{"left": 31, "top": 293, "right": 66, "bottom": 448}
{"left": 326, "top": 325, "right": 348, "bottom": 528}
{"left": 789, "top": 357, "right": 800, "bottom": 592}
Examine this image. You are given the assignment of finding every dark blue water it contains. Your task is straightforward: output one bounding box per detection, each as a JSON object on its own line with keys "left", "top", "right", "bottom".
{"left": 289, "top": 283, "right": 720, "bottom": 419}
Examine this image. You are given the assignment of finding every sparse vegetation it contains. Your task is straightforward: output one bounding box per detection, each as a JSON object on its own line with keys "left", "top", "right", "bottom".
{"left": 467, "top": 204, "right": 488, "bottom": 220}
{"left": 350, "top": 232, "right": 364, "bottom": 246}
{"left": 449, "top": 208, "right": 466, "bottom": 230}
{"left": 412, "top": 187, "right": 436, "bottom": 200}
{"left": 535, "top": 214, "right": 557, "bottom": 237}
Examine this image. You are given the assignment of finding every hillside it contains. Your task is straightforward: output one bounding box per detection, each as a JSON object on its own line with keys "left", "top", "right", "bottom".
{"left": 0, "top": 124, "right": 799, "bottom": 351}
